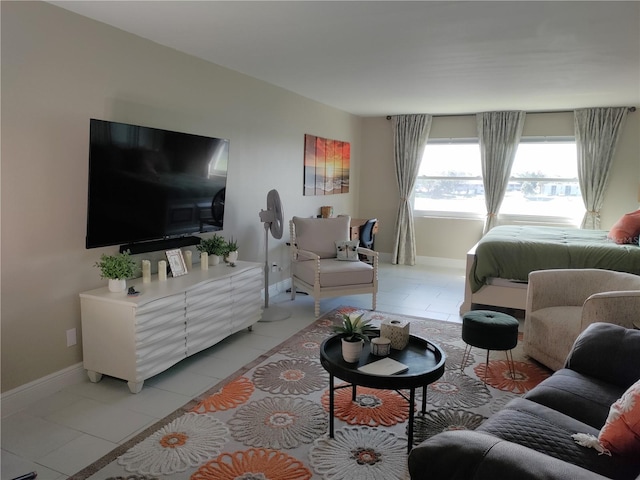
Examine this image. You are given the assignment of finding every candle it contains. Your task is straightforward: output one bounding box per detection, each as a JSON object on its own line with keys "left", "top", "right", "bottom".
{"left": 142, "top": 260, "right": 151, "bottom": 283}
{"left": 158, "top": 260, "right": 167, "bottom": 281}
{"left": 184, "top": 250, "right": 192, "bottom": 270}
{"left": 201, "top": 252, "right": 208, "bottom": 270}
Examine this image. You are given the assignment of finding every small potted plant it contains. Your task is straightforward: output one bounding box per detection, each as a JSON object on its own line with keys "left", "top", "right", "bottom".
{"left": 94, "top": 250, "right": 138, "bottom": 293}
{"left": 224, "top": 236, "right": 239, "bottom": 264}
{"left": 332, "top": 313, "right": 377, "bottom": 362}
{"left": 197, "top": 234, "right": 226, "bottom": 265}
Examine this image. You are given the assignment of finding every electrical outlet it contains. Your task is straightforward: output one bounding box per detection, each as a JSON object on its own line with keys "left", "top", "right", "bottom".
{"left": 66, "top": 328, "right": 77, "bottom": 347}
{"left": 271, "top": 263, "right": 278, "bottom": 273}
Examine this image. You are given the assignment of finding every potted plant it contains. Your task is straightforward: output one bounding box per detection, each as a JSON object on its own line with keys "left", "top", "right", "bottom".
{"left": 197, "top": 234, "right": 226, "bottom": 265}
{"left": 332, "top": 313, "right": 377, "bottom": 362}
{"left": 94, "top": 250, "right": 138, "bottom": 293}
{"left": 224, "top": 236, "right": 239, "bottom": 264}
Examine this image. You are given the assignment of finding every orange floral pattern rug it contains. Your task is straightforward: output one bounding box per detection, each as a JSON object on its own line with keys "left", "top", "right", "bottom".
{"left": 69, "top": 307, "right": 550, "bottom": 480}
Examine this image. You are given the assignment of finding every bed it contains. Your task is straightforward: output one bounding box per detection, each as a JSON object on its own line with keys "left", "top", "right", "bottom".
{"left": 460, "top": 225, "right": 640, "bottom": 314}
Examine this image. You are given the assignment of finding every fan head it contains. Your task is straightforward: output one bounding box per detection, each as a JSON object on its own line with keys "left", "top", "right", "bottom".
{"left": 259, "top": 189, "right": 284, "bottom": 239}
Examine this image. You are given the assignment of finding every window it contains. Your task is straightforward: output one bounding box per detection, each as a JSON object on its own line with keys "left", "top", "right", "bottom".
{"left": 413, "top": 137, "right": 581, "bottom": 222}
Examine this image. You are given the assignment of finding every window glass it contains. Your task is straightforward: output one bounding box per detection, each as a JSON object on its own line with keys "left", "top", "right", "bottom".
{"left": 414, "top": 138, "right": 582, "bottom": 221}
{"left": 414, "top": 142, "right": 485, "bottom": 215}
{"left": 501, "top": 141, "right": 581, "bottom": 219}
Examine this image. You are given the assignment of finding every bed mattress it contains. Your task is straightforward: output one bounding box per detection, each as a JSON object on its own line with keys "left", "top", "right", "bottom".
{"left": 470, "top": 225, "right": 640, "bottom": 293}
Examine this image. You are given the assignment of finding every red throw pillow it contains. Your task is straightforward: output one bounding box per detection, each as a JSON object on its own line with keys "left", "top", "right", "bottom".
{"left": 608, "top": 210, "right": 640, "bottom": 245}
{"left": 598, "top": 379, "right": 640, "bottom": 456}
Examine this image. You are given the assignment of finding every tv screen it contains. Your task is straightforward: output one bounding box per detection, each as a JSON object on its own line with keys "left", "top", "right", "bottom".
{"left": 86, "top": 119, "right": 229, "bottom": 249}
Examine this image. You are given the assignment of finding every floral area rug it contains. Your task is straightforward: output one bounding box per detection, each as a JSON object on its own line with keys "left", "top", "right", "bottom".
{"left": 70, "top": 307, "right": 551, "bottom": 480}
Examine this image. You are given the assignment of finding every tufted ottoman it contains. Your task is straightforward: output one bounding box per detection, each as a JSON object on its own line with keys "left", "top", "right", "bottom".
{"left": 461, "top": 310, "right": 519, "bottom": 382}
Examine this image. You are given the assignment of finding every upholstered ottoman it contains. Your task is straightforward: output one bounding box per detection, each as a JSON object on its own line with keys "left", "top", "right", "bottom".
{"left": 461, "top": 310, "right": 519, "bottom": 382}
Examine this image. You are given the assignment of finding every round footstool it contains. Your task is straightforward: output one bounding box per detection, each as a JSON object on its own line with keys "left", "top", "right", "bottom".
{"left": 461, "top": 310, "right": 519, "bottom": 382}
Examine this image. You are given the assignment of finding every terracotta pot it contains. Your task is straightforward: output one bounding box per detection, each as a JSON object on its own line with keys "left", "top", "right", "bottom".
{"left": 341, "top": 338, "right": 364, "bottom": 363}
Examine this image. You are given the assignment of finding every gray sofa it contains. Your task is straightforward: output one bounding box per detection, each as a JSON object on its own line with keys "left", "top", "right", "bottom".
{"left": 408, "top": 322, "right": 640, "bottom": 480}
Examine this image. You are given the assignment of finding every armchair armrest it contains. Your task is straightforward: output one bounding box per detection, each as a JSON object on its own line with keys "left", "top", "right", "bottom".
{"left": 581, "top": 290, "right": 640, "bottom": 330}
{"left": 408, "top": 431, "right": 607, "bottom": 480}
{"left": 527, "top": 269, "right": 615, "bottom": 311}
{"left": 565, "top": 322, "right": 640, "bottom": 389}
{"left": 292, "top": 247, "right": 320, "bottom": 262}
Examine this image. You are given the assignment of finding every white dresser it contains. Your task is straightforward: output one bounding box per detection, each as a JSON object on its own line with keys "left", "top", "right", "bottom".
{"left": 80, "top": 261, "right": 263, "bottom": 393}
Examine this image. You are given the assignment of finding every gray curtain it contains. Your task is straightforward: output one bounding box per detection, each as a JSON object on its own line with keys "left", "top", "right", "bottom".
{"left": 477, "top": 111, "right": 526, "bottom": 234}
{"left": 575, "top": 107, "right": 628, "bottom": 229}
{"left": 391, "top": 114, "right": 432, "bottom": 265}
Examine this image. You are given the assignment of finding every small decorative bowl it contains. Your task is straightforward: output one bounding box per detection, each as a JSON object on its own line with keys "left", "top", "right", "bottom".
{"left": 371, "top": 336, "right": 391, "bottom": 356}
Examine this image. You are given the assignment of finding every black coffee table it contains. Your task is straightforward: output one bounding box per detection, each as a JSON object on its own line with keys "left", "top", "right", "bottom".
{"left": 320, "top": 333, "right": 446, "bottom": 453}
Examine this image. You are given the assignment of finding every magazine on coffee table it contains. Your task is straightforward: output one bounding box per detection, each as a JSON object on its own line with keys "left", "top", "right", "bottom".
{"left": 357, "top": 357, "right": 409, "bottom": 375}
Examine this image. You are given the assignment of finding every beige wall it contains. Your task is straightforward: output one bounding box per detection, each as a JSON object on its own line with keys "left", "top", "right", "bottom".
{"left": 1, "top": 2, "right": 363, "bottom": 392}
{"left": 362, "top": 111, "right": 639, "bottom": 261}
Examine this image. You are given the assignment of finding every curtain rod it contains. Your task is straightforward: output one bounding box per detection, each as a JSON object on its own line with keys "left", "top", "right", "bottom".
{"left": 385, "top": 106, "right": 636, "bottom": 120}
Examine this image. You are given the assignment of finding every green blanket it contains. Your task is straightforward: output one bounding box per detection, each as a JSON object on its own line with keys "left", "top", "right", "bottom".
{"left": 470, "top": 226, "right": 640, "bottom": 293}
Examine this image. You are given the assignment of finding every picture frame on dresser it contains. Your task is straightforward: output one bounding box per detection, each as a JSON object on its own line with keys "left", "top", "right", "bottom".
{"left": 166, "top": 249, "right": 187, "bottom": 277}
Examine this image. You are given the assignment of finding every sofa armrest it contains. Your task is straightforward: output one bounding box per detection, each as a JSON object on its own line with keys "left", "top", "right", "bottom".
{"left": 408, "top": 431, "right": 609, "bottom": 480}
{"left": 565, "top": 322, "right": 640, "bottom": 389}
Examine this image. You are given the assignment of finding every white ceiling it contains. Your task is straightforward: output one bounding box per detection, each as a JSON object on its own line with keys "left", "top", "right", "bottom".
{"left": 50, "top": 1, "right": 640, "bottom": 117}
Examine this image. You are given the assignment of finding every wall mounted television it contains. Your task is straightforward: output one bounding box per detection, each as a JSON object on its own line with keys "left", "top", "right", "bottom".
{"left": 86, "top": 119, "right": 229, "bottom": 253}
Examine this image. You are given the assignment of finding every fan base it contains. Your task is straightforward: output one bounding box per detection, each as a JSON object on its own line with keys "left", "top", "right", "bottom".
{"left": 259, "top": 305, "right": 292, "bottom": 322}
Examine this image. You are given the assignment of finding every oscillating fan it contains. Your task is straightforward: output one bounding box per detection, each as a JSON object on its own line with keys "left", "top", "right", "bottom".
{"left": 258, "top": 189, "right": 291, "bottom": 321}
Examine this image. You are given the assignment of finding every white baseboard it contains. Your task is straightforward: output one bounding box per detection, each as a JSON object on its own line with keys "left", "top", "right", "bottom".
{"left": 1, "top": 362, "right": 86, "bottom": 418}
{"left": 415, "top": 255, "right": 466, "bottom": 269}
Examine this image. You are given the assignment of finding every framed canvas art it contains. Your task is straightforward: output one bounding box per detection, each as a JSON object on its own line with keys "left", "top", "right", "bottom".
{"left": 304, "top": 134, "right": 350, "bottom": 196}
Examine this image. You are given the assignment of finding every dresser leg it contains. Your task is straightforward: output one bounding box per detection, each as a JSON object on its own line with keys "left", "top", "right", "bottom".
{"left": 128, "top": 380, "right": 144, "bottom": 394}
{"left": 87, "top": 370, "right": 102, "bottom": 383}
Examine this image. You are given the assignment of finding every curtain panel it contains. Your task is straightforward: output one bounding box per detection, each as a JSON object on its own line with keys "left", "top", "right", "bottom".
{"left": 477, "top": 111, "right": 526, "bottom": 234}
{"left": 575, "top": 107, "right": 629, "bottom": 230}
{"left": 391, "top": 114, "right": 432, "bottom": 265}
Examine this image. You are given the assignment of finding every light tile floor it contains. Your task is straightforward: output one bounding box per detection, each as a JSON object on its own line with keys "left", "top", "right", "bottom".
{"left": 1, "top": 262, "right": 468, "bottom": 480}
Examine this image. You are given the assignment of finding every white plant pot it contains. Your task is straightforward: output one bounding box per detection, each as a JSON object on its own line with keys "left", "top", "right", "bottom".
{"left": 209, "top": 255, "right": 221, "bottom": 266}
{"left": 108, "top": 278, "right": 126, "bottom": 293}
{"left": 226, "top": 250, "right": 239, "bottom": 263}
{"left": 341, "top": 338, "right": 364, "bottom": 363}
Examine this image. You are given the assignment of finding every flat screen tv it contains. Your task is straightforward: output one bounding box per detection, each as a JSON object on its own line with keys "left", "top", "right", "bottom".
{"left": 86, "top": 119, "right": 229, "bottom": 250}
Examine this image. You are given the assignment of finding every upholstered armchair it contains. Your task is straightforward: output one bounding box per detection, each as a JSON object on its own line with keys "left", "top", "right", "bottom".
{"left": 289, "top": 216, "right": 378, "bottom": 317}
{"left": 524, "top": 268, "right": 640, "bottom": 371}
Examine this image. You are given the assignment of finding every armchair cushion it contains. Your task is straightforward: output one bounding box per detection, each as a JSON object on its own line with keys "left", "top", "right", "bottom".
{"left": 293, "top": 259, "right": 374, "bottom": 287}
{"left": 292, "top": 216, "right": 350, "bottom": 258}
{"left": 336, "top": 240, "right": 360, "bottom": 261}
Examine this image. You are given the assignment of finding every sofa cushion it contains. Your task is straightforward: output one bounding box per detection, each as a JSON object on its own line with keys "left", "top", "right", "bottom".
{"left": 566, "top": 323, "right": 640, "bottom": 389}
{"left": 599, "top": 379, "right": 640, "bottom": 456}
{"left": 293, "top": 259, "right": 373, "bottom": 287}
{"left": 524, "top": 368, "right": 626, "bottom": 429}
{"left": 409, "top": 430, "right": 611, "bottom": 480}
{"left": 478, "top": 397, "right": 640, "bottom": 479}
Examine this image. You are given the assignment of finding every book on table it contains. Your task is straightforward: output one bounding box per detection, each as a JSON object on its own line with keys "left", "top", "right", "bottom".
{"left": 357, "top": 357, "right": 409, "bottom": 375}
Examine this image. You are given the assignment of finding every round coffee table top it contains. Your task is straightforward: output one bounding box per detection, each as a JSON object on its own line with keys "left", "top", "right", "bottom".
{"left": 320, "top": 334, "right": 446, "bottom": 390}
